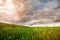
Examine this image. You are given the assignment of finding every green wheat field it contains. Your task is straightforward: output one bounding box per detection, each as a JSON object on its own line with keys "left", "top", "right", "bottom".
{"left": 0, "top": 22, "right": 60, "bottom": 40}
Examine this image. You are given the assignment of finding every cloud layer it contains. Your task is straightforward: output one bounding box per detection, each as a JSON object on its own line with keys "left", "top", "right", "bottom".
{"left": 0, "top": 0, "right": 60, "bottom": 25}
{"left": 22, "top": 0, "right": 60, "bottom": 25}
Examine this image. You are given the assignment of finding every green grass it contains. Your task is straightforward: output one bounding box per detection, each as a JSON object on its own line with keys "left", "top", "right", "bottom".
{"left": 0, "top": 22, "right": 60, "bottom": 40}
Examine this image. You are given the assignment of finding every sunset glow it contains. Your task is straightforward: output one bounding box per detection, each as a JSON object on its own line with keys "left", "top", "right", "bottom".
{"left": 0, "top": 0, "right": 25, "bottom": 22}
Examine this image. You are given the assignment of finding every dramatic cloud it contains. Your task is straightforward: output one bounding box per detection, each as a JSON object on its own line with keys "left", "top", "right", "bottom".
{"left": 26, "top": 0, "right": 59, "bottom": 15}
{"left": 23, "top": 0, "right": 60, "bottom": 25}
{"left": 0, "top": 0, "right": 60, "bottom": 25}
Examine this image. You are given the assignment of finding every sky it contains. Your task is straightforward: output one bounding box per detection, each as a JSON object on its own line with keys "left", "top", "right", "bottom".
{"left": 0, "top": 0, "right": 60, "bottom": 24}
{"left": 26, "top": 0, "right": 60, "bottom": 15}
{"left": 23, "top": 0, "right": 60, "bottom": 25}
{"left": 33, "top": 0, "right": 59, "bottom": 10}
